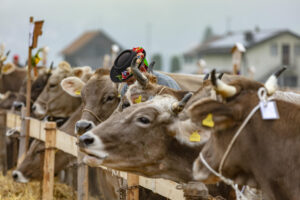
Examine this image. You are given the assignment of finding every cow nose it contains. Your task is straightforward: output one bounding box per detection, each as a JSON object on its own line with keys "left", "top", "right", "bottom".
{"left": 13, "top": 101, "right": 24, "bottom": 110}
{"left": 76, "top": 121, "right": 93, "bottom": 135}
{"left": 12, "top": 172, "right": 18, "bottom": 180}
{"left": 79, "top": 134, "right": 95, "bottom": 147}
{"left": 32, "top": 104, "right": 36, "bottom": 111}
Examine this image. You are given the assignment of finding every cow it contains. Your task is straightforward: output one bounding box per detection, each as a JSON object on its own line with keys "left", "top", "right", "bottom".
{"left": 77, "top": 90, "right": 236, "bottom": 199}
{"left": 32, "top": 61, "right": 90, "bottom": 119}
{"left": 190, "top": 69, "right": 300, "bottom": 200}
{"left": 12, "top": 61, "right": 92, "bottom": 182}
{"left": 0, "top": 63, "right": 27, "bottom": 94}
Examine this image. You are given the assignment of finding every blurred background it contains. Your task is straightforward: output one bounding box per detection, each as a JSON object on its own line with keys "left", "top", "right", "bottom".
{"left": 1, "top": 0, "right": 300, "bottom": 87}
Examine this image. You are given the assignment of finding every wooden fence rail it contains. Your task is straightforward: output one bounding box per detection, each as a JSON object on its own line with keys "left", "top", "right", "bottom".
{"left": 5, "top": 111, "right": 184, "bottom": 200}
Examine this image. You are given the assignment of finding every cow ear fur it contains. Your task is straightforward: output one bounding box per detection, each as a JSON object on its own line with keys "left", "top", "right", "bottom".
{"left": 60, "top": 76, "right": 85, "bottom": 97}
{"left": 73, "top": 66, "right": 92, "bottom": 79}
{"left": 2, "top": 63, "right": 16, "bottom": 75}
{"left": 188, "top": 99, "right": 236, "bottom": 130}
{"left": 58, "top": 61, "right": 72, "bottom": 72}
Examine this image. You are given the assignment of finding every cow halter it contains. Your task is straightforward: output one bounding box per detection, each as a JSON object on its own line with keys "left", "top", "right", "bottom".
{"left": 82, "top": 108, "right": 103, "bottom": 123}
{"left": 199, "top": 87, "right": 275, "bottom": 200}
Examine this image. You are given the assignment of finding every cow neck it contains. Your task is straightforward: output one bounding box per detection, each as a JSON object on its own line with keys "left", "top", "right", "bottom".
{"left": 164, "top": 136, "right": 203, "bottom": 183}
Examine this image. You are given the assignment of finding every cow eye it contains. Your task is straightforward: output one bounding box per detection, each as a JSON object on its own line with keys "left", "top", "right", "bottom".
{"left": 106, "top": 95, "right": 114, "bottom": 102}
{"left": 49, "top": 84, "right": 56, "bottom": 88}
{"left": 122, "top": 102, "right": 130, "bottom": 109}
{"left": 138, "top": 117, "right": 150, "bottom": 124}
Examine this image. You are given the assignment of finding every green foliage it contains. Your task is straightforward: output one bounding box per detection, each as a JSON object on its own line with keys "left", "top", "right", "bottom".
{"left": 170, "top": 56, "right": 181, "bottom": 72}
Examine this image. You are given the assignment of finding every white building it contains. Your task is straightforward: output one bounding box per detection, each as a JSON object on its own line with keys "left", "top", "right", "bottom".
{"left": 183, "top": 29, "right": 300, "bottom": 88}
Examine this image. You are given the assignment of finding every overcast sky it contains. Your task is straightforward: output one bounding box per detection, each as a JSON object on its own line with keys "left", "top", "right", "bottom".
{"left": 1, "top": 0, "right": 300, "bottom": 70}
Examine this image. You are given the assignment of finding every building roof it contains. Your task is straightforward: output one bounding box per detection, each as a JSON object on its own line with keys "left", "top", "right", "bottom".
{"left": 61, "top": 30, "right": 121, "bottom": 55}
{"left": 184, "top": 29, "right": 300, "bottom": 57}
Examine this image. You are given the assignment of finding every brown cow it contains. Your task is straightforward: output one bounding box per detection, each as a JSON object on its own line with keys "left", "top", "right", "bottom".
{"left": 0, "top": 63, "right": 27, "bottom": 94}
{"left": 32, "top": 61, "right": 89, "bottom": 119}
{"left": 190, "top": 69, "right": 300, "bottom": 200}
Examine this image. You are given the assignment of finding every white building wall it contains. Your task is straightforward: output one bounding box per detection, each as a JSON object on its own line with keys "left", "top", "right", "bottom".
{"left": 245, "top": 33, "right": 300, "bottom": 82}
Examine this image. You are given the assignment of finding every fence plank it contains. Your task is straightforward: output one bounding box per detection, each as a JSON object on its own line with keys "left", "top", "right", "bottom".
{"left": 42, "top": 122, "right": 56, "bottom": 200}
{"left": 17, "top": 107, "right": 27, "bottom": 165}
{"left": 77, "top": 152, "right": 89, "bottom": 200}
{"left": 0, "top": 110, "right": 7, "bottom": 175}
{"left": 127, "top": 173, "right": 139, "bottom": 200}
{"left": 6, "top": 112, "right": 185, "bottom": 200}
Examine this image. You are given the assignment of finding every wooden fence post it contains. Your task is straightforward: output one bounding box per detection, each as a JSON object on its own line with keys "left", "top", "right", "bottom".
{"left": 42, "top": 122, "right": 56, "bottom": 200}
{"left": 17, "top": 107, "right": 27, "bottom": 166}
{"left": 127, "top": 173, "right": 139, "bottom": 200}
{"left": 0, "top": 110, "right": 7, "bottom": 175}
{"left": 77, "top": 151, "right": 89, "bottom": 200}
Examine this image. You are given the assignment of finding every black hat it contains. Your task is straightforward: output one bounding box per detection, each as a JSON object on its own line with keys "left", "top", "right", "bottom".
{"left": 110, "top": 50, "right": 137, "bottom": 83}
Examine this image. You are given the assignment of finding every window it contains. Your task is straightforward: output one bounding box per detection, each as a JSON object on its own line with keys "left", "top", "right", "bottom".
{"left": 294, "top": 44, "right": 300, "bottom": 56}
{"left": 270, "top": 44, "right": 278, "bottom": 56}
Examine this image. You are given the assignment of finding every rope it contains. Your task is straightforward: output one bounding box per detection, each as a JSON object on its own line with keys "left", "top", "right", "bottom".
{"left": 157, "top": 86, "right": 166, "bottom": 95}
{"left": 199, "top": 87, "right": 275, "bottom": 200}
{"left": 82, "top": 108, "right": 103, "bottom": 123}
{"left": 200, "top": 153, "right": 247, "bottom": 200}
{"left": 218, "top": 87, "right": 274, "bottom": 174}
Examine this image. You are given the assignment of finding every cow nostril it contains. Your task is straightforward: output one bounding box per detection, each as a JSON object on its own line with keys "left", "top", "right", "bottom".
{"left": 83, "top": 137, "right": 94, "bottom": 146}
{"left": 12, "top": 173, "right": 18, "bottom": 180}
{"left": 76, "top": 121, "right": 93, "bottom": 133}
{"left": 79, "top": 134, "right": 95, "bottom": 147}
{"left": 32, "top": 105, "right": 36, "bottom": 111}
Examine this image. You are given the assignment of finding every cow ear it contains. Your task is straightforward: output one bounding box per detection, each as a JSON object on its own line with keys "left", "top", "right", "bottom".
{"left": 2, "top": 63, "right": 16, "bottom": 75}
{"left": 61, "top": 77, "right": 85, "bottom": 97}
{"left": 73, "top": 66, "right": 92, "bottom": 79}
{"left": 58, "top": 61, "right": 72, "bottom": 72}
{"left": 188, "top": 99, "right": 236, "bottom": 130}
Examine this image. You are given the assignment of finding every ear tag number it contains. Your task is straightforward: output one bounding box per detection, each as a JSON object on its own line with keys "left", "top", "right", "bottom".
{"left": 134, "top": 95, "right": 142, "bottom": 104}
{"left": 189, "top": 131, "right": 201, "bottom": 142}
{"left": 259, "top": 101, "right": 279, "bottom": 120}
{"left": 202, "top": 113, "right": 214, "bottom": 127}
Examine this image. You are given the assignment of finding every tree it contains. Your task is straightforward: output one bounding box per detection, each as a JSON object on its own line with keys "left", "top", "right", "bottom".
{"left": 150, "top": 53, "right": 163, "bottom": 71}
{"left": 170, "top": 56, "right": 181, "bottom": 72}
{"left": 202, "top": 26, "right": 214, "bottom": 43}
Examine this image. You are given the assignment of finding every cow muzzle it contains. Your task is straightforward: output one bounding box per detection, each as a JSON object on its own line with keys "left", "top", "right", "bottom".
{"left": 75, "top": 120, "right": 94, "bottom": 135}
{"left": 12, "top": 101, "right": 24, "bottom": 111}
{"left": 32, "top": 102, "right": 46, "bottom": 118}
{"left": 12, "top": 170, "right": 29, "bottom": 183}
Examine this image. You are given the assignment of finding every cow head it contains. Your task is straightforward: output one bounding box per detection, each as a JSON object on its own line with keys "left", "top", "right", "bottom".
{"left": 61, "top": 68, "right": 120, "bottom": 135}
{"left": 190, "top": 68, "right": 286, "bottom": 187}
{"left": 12, "top": 140, "right": 74, "bottom": 182}
{"left": 32, "top": 61, "right": 89, "bottom": 119}
{"left": 120, "top": 71, "right": 190, "bottom": 112}
{"left": 0, "top": 63, "right": 27, "bottom": 93}
{"left": 13, "top": 66, "right": 53, "bottom": 111}
{"left": 78, "top": 94, "right": 210, "bottom": 182}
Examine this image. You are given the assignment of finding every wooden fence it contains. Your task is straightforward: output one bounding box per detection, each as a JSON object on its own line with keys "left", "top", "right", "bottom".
{"left": 4, "top": 110, "right": 185, "bottom": 200}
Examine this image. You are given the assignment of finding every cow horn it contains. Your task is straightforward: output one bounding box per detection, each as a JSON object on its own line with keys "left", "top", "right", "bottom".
{"left": 131, "top": 56, "right": 148, "bottom": 87}
{"left": 171, "top": 92, "right": 193, "bottom": 114}
{"left": 48, "top": 61, "right": 54, "bottom": 74}
{"left": 6, "top": 50, "right": 10, "bottom": 57}
{"left": 211, "top": 69, "right": 237, "bottom": 98}
{"left": 148, "top": 61, "right": 155, "bottom": 74}
{"left": 203, "top": 73, "right": 209, "bottom": 80}
{"left": 264, "top": 66, "right": 287, "bottom": 95}
{"left": 218, "top": 73, "right": 224, "bottom": 80}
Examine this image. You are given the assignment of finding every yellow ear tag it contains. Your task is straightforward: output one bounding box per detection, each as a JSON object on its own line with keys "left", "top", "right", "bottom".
{"left": 134, "top": 95, "right": 142, "bottom": 104}
{"left": 2, "top": 66, "right": 9, "bottom": 73}
{"left": 202, "top": 113, "right": 214, "bottom": 127}
{"left": 189, "top": 131, "right": 201, "bottom": 142}
{"left": 75, "top": 90, "right": 81, "bottom": 95}
{"left": 118, "top": 93, "right": 121, "bottom": 98}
